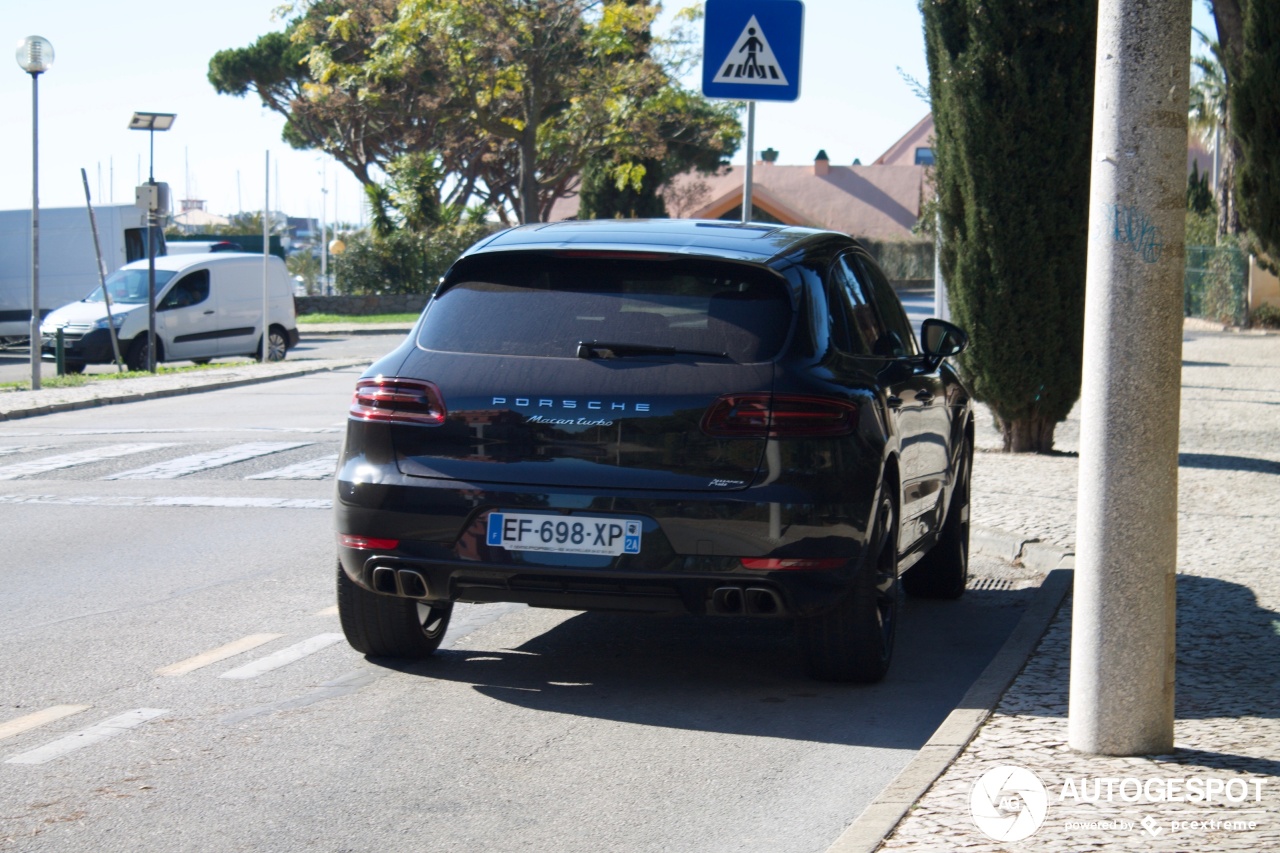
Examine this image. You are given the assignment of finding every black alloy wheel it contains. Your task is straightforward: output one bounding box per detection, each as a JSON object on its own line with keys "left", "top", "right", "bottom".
{"left": 797, "top": 488, "right": 900, "bottom": 683}
{"left": 336, "top": 563, "right": 453, "bottom": 658}
{"left": 903, "top": 439, "right": 971, "bottom": 600}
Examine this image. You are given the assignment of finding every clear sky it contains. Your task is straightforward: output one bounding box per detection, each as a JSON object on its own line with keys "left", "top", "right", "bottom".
{"left": 3, "top": 1, "right": 1216, "bottom": 225}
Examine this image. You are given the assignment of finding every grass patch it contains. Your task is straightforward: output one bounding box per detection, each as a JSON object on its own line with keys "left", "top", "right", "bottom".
{"left": 0, "top": 360, "right": 254, "bottom": 393}
{"left": 297, "top": 312, "right": 418, "bottom": 324}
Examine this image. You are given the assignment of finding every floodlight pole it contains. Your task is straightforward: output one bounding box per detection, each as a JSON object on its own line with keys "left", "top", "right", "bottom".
{"left": 147, "top": 132, "right": 157, "bottom": 373}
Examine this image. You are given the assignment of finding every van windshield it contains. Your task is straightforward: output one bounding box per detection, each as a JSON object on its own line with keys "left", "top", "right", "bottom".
{"left": 86, "top": 269, "right": 177, "bottom": 304}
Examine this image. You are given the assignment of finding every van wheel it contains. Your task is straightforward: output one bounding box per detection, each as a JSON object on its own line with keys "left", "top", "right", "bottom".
{"left": 255, "top": 326, "right": 288, "bottom": 362}
{"left": 126, "top": 336, "right": 160, "bottom": 371}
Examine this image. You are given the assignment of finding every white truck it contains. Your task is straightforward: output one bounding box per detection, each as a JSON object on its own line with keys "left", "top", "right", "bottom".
{"left": 0, "top": 203, "right": 161, "bottom": 342}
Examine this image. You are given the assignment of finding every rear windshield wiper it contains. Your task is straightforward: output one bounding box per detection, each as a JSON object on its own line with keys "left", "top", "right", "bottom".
{"left": 576, "top": 341, "right": 730, "bottom": 360}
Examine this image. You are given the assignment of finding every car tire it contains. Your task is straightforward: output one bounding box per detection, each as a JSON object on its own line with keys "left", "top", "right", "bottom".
{"left": 63, "top": 361, "right": 86, "bottom": 375}
{"left": 797, "top": 489, "right": 899, "bottom": 683}
{"left": 254, "top": 326, "right": 289, "bottom": 362}
{"left": 336, "top": 563, "right": 452, "bottom": 658}
{"left": 903, "top": 440, "right": 971, "bottom": 600}
{"left": 125, "top": 336, "right": 158, "bottom": 372}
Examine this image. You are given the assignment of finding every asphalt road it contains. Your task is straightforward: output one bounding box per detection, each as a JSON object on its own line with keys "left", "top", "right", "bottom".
{"left": 0, "top": 314, "right": 1033, "bottom": 853}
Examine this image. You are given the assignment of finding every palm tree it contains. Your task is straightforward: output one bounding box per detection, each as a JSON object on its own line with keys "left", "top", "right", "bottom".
{"left": 1187, "top": 29, "right": 1237, "bottom": 238}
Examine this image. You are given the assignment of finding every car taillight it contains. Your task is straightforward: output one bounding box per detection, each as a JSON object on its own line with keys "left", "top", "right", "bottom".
{"left": 740, "top": 557, "right": 848, "bottom": 570}
{"left": 349, "top": 377, "right": 446, "bottom": 426}
{"left": 339, "top": 534, "right": 400, "bottom": 550}
{"left": 701, "top": 394, "right": 857, "bottom": 438}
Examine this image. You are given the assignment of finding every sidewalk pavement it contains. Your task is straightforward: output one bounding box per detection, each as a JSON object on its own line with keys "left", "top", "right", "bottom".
{"left": 833, "top": 327, "right": 1280, "bottom": 852}
{"left": 3, "top": 323, "right": 1278, "bottom": 851}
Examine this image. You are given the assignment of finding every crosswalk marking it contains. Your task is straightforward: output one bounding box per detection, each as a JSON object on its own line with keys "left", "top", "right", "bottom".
{"left": 0, "top": 494, "right": 332, "bottom": 509}
{"left": 219, "top": 633, "right": 346, "bottom": 680}
{"left": 313, "top": 605, "right": 339, "bottom": 617}
{"left": 0, "top": 445, "right": 52, "bottom": 458}
{"left": 248, "top": 453, "right": 339, "bottom": 480}
{"left": 0, "top": 705, "right": 90, "bottom": 742}
{"left": 156, "top": 634, "right": 284, "bottom": 677}
{"left": 0, "top": 443, "right": 174, "bottom": 480}
{"left": 106, "top": 441, "right": 313, "bottom": 480}
{"left": 5, "top": 708, "right": 169, "bottom": 765}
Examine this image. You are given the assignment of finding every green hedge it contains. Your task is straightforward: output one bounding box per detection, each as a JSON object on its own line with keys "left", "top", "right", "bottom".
{"left": 334, "top": 224, "right": 496, "bottom": 296}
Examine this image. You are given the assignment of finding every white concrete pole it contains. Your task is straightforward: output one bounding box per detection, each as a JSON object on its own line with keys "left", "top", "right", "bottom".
{"left": 1069, "top": 0, "right": 1191, "bottom": 756}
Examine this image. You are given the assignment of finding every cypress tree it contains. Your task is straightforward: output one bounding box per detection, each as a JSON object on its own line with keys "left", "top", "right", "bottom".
{"left": 1232, "top": 0, "right": 1280, "bottom": 260}
{"left": 922, "top": 0, "right": 1097, "bottom": 453}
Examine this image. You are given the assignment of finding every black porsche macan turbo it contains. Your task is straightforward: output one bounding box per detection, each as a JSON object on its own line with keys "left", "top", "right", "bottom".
{"left": 335, "top": 219, "right": 973, "bottom": 682}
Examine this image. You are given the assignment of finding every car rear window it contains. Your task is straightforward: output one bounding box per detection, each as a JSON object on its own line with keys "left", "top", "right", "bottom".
{"left": 418, "top": 253, "right": 793, "bottom": 362}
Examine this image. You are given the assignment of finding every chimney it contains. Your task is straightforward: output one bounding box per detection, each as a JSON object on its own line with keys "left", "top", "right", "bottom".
{"left": 814, "top": 149, "right": 830, "bottom": 177}
{"left": 759, "top": 147, "right": 779, "bottom": 165}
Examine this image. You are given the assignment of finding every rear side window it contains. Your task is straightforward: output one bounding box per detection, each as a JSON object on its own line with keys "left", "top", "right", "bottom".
{"left": 419, "top": 254, "right": 793, "bottom": 362}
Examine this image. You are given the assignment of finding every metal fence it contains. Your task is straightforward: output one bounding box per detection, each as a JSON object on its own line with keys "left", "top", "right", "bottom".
{"left": 1185, "top": 244, "right": 1249, "bottom": 326}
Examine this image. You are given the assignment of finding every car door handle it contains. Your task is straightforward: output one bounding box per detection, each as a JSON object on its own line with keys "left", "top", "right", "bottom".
{"left": 203, "top": 310, "right": 215, "bottom": 315}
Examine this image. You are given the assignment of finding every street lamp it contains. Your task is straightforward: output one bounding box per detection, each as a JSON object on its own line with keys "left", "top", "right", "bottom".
{"left": 128, "top": 111, "right": 175, "bottom": 372}
{"left": 16, "top": 35, "right": 54, "bottom": 390}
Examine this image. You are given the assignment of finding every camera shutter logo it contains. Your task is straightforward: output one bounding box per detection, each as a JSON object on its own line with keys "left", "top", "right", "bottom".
{"left": 970, "top": 766, "right": 1049, "bottom": 841}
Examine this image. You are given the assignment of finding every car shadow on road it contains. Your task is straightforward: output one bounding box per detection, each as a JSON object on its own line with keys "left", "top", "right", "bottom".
{"left": 367, "top": 588, "right": 1031, "bottom": 748}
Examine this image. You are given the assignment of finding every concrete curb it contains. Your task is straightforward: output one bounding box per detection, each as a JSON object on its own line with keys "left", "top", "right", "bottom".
{"left": 826, "top": 546, "right": 1075, "bottom": 853}
{"left": 0, "top": 358, "right": 369, "bottom": 422}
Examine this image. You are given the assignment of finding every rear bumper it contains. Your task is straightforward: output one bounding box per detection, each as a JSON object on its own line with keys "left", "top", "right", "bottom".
{"left": 335, "top": 472, "right": 877, "bottom": 619}
{"left": 338, "top": 547, "right": 855, "bottom": 618}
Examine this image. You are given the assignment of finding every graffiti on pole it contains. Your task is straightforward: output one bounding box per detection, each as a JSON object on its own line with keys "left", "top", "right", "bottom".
{"left": 1104, "top": 202, "right": 1164, "bottom": 264}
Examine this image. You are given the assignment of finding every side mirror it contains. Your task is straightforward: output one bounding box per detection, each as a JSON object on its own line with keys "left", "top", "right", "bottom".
{"left": 921, "top": 318, "right": 968, "bottom": 359}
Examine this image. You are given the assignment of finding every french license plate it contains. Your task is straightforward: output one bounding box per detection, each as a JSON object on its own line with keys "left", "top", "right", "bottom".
{"left": 486, "top": 512, "right": 642, "bottom": 556}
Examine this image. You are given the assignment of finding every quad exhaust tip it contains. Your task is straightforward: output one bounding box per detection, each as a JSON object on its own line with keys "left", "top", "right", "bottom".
{"left": 712, "top": 585, "right": 785, "bottom": 617}
{"left": 370, "top": 566, "right": 431, "bottom": 599}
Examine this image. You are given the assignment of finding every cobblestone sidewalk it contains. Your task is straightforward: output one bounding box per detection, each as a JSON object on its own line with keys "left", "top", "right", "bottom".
{"left": 876, "top": 329, "right": 1280, "bottom": 851}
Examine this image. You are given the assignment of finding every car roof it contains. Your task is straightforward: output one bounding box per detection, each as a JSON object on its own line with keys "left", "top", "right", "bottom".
{"left": 464, "top": 219, "right": 850, "bottom": 264}
{"left": 121, "top": 252, "right": 276, "bottom": 272}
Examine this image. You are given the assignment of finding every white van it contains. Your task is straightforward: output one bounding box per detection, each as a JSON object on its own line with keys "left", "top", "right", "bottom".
{"left": 39, "top": 253, "right": 299, "bottom": 372}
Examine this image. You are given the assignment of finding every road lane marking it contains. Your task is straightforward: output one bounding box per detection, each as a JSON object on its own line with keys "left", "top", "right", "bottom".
{"left": 106, "top": 441, "right": 313, "bottom": 480}
{"left": 0, "top": 705, "right": 90, "bottom": 742}
{"left": 222, "top": 671, "right": 381, "bottom": 724}
{"left": 0, "top": 443, "right": 174, "bottom": 480}
{"left": 5, "top": 709, "right": 169, "bottom": 765}
{"left": 0, "top": 495, "right": 332, "bottom": 510}
{"left": 313, "top": 605, "right": 339, "bottom": 617}
{"left": 248, "top": 453, "right": 339, "bottom": 480}
{"left": 156, "top": 634, "right": 284, "bottom": 677}
{"left": 219, "top": 633, "right": 346, "bottom": 680}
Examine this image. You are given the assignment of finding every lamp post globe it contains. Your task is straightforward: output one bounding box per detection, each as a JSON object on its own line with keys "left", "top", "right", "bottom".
{"left": 15, "top": 36, "right": 54, "bottom": 74}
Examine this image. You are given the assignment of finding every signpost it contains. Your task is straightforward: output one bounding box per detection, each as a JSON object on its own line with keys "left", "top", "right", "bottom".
{"left": 702, "top": 0, "right": 804, "bottom": 223}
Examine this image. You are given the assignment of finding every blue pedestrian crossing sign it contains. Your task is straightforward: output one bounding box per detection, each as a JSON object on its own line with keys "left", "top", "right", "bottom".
{"left": 702, "top": 0, "right": 804, "bottom": 102}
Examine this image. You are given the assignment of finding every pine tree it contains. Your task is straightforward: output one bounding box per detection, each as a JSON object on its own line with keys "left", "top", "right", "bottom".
{"left": 922, "top": 0, "right": 1097, "bottom": 453}
{"left": 1232, "top": 0, "right": 1280, "bottom": 260}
